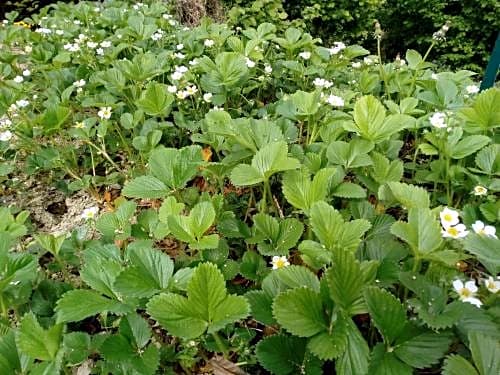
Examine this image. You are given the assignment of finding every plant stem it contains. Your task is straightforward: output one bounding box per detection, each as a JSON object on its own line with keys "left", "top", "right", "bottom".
{"left": 0, "top": 295, "right": 8, "bottom": 319}
{"left": 212, "top": 332, "right": 229, "bottom": 359}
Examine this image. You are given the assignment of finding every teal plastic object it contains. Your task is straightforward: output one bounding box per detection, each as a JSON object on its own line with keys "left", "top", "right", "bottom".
{"left": 481, "top": 32, "right": 500, "bottom": 91}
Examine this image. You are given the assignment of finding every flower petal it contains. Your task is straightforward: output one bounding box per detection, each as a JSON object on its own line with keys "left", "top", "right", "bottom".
{"left": 452, "top": 279, "right": 463, "bottom": 292}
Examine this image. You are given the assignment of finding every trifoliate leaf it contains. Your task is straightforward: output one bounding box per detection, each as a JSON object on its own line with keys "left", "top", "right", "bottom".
{"left": 469, "top": 332, "right": 500, "bottom": 375}
{"left": 443, "top": 355, "right": 479, "bottom": 375}
{"left": 16, "top": 312, "right": 62, "bottom": 361}
{"left": 394, "top": 332, "right": 452, "bottom": 369}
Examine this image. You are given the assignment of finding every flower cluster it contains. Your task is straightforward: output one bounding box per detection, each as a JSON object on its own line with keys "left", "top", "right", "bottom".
{"left": 440, "top": 207, "right": 497, "bottom": 239}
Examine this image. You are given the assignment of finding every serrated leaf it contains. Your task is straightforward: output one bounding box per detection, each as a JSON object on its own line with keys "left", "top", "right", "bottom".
{"left": 364, "top": 287, "right": 407, "bottom": 345}
{"left": 391, "top": 208, "right": 442, "bottom": 254}
{"left": 190, "top": 202, "right": 216, "bottom": 238}
{"left": 136, "top": 82, "right": 174, "bottom": 116}
{"left": 333, "top": 182, "right": 366, "bottom": 198}
{"left": 474, "top": 144, "right": 499, "bottom": 175}
{"left": 381, "top": 182, "right": 430, "bottom": 208}
{"left": 100, "top": 334, "right": 134, "bottom": 362}
{"left": 147, "top": 263, "right": 249, "bottom": 339}
{"left": 395, "top": 332, "right": 452, "bottom": 368}
{"left": 274, "top": 265, "right": 321, "bottom": 292}
{"left": 368, "top": 343, "right": 412, "bottom": 375}
{"left": 256, "top": 335, "right": 323, "bottom": 375}
{"left": 122, "top": 176, "right": 169, "bottom": 199}
{"left": 469, "top": 332, "right": 500, "bottom": 375}
{"left": 282, "top": 168, "right": 334, "bottom": 213}
{"left": 16, "top": 313, "right": 62, "bottom": 361}
{"left": 246, "top": 290, "right": 275, "bottom": 325}
{"left": 55, "top": 290, "right": 128, "bottom": 323}
{"left": 309, "top": 201, "right": 371, "bottom": 252}
{"left": 250, "top": 214, "right": 304, "bottom": 255}
{"left": 336, "top": 319, "right": 370, "bottom": 375}
{"left": 460, "top": 88, "right": 500, "bottom": 133}
{"left": 443, "top": 355, "right": 479, "bottom": 375}
{"left": 273, "top": 287, "right": 326, "bottom": 337}
{"left": 450, "top": 136, "right": 490, "bottom": 159}
{"left": 463, "top": 234, "right": 500, "bottom": 275}
{"left": 327, "top": 139, "right": 374, "bottom": 169}
{"left": 230, "top": 164, "right": 263, "bottom": 186}
{"left": 307, "top": 329, "right": 348, "bottom": 360}
{"left": 325, "top": 251, "right": 365, "bottom": 313}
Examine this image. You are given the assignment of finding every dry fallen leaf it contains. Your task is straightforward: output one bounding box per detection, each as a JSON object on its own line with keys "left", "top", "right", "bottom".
{"left": 208, "top": 355, "right": 248, "bottom": 375}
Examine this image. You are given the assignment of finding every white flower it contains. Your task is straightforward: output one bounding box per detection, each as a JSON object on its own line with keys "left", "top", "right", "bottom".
{"left": 176, "top": 91, "right": 188, "bottom": 100}
{"left": 465, "top": 85, "right": 479, "bottom": 94}
{"left": 471, "top": 220, "right": 497, "bottom": 239}
{"left": 176, "top": 43, "right": 184, "bottom": 50}
{"left": 87, "top": 41, "right": 98, "bottom": 49}
{"left": 189, "top": 59, "right": 198, "bottom": 66}
{"left": 74, "top": 121, "right": 85, "bottom": 129}
{"left": 313, "top": 78, "right": 333, "bottom": 88}
{"left": 453, "top": 280, "right": 482, "bottom": 307}
{"left": 73, "top": 79, "right": 86, "bottom": 88}
{"left": 439, "top": 207, "right": 460, "bottom": 228}
{"left": 328, "top": 41, "right": 346, "bottom": 55}
{"left": 167, "top": 85, "right": 177, "bottom": 93}
{"left": 472, "top": 185, "right": 488, "bottom": 196}
{"left": 264, "top": 64, "right": 272, "bottom": 74}
{"left": 364, "top": 57, "right": 374, "bottom": 65}
{"left": 204, "top": 39, "right": 215, "bottom": 47}
{"left": 171, "top": 71, "right": 183, "bottom": 80}
{"left": 430, "top": 112, "right": 447, "bottom": 128}
{"left": 168, "top": 20, "right": 177, "bottom": 26}
{"left": 73, "top": 20, "right": 81, "bottom": 25}
{"left": 351, "top": 61, "right": 361, "bottom": 69}
{"left": 151, "top": 32, "right": 163, "bottom": 41}
{"left": 484, "top": 276, "right": 500, "bottom": 293}
{"left": 173, "top": 52, "right": 185, "bottom": 59}
{"left": 245, "top": 58, "right": 255, "bottom": 68}
{"left": 13, "top": 76, "right": 24, "bottom": 83}
{"left": 15, "top": 99, "right": 29, "bottom": 108}
{"left": 35, "top": 27, "right": 52, "bottom": 34}
{"left": 81, "top": 206, "right": 99, "bottom": 220}
{"left": 163, "top": 14, "right": 172, "bottom": 20}
{"left": 326, "top": 95, "right": 344, "bottom": 107}
{"left": 97, "top": 106, "right": 112, "bottom": 120}
{"left": 55, "top": 29, "right": 64, "bottom": 35}
{"left": 431, "top": 73, "right": 439, "bottom": 80}
{"left": 185, "top": 85, "right": 198, "bottom": 96}
{"left": 271, "top": 256, "right": 290, "bottom": 270}
{"left": 442, "top": 223, "right": 469, "bottom": 239}
{"left": 100, "top": 41, "right": 112, "bottom": 48}
{"left": 299, "top": 51, "right": 311, "bottom": 60}
{"left": 96, "top": 48, "right": 104, "bottom": 56}
{"left": 22, "top": 69, "right": 31, "bottom": 77}
{"left": 0, "top": 117, "right": 12, "bottom": 129}
{"left": 24, "top": 45, "right": 32, "bottom": 53}
{"left": 203, "top": 93, "right": 213, "bottom": 103}
{"left": 0, "top": 130, "right": 13, "bottom": 141}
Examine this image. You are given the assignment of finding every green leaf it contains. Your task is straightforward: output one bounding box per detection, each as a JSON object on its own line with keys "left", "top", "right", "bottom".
{"left": 256, "top": 335, "right": 323, "bottom": 375}
{"left": 368, "top": 344, "right": 412, "bottom": 375}
{"left": 189, "top": 201, "right": 216, "bottom": 239}
{"left": 325, "top": 251, "right": 365, "bottom": 314}
{"left": 55, "top": 290, "right": 128, "bottom": 323}
{"left": 147, "top": 263, "right": 249, "bottom": 339}
{"left": 443, "top": 355, "right": 479, "bottom": 375}
{"left": 463, "top": 234, "right": 500, "bottom": 275}
{"left": 337, "top": 319, "right": 370, "bottom": 375}
{"left": 274, "top": 265, "right": 321, "bottom": 292}
{"left": 391, "top": 208, "right": 442, "bottom": 254}
{"left": 0, "top": 332, "right": 21, "bottom": 374}
{"left": 474, "top": 144, "right": 499, "bottom": 175}
{"left": 395, "top": 332, "right": 452, "bottom": 369}
{"left": 200, "top": 52, "right": 249, "bottom": 95}
{"left": 250, "top": 214, "right": 303, "bottom": 255}
{"left": 307, "top": 329, "right": 348, "bottom": 360}
{"left": 282, "top": 168, "right": 334, "bottom": 214}
{"left": 370, "top": 152, "right": 403, "bottom": 184}
{"left": 34, "top": 233, "right": 65, "bottom": 257}
{"left": 230, "top": 164, "right": 263, "bottom": 186}
{"left": 136, "top": 82, "right": 174, "bottom": 116}
{"left": 114, "top": 246, "right": 174, "bottom": 298}
{"left": 63, "top": 332, "right": 91, "bottom": 365}
{"left": 460, "top": 88, "right": 500, "bottom": 133}
{"left": 364, "top": 287, "right": 407, "bottom": 345}
{"left": 16, "top": 313, "right": 62, "bottom": 361}
{"left": 469, "top": 332, "right": 500, "bottom": 375}
{"left": 273, "top": 287, "right": 326, "bottom": 337}
{"left": 309, "top": 201, "right": 371, "bottom": 252}
{"left": 121, "top": 314, "right": 151, "bottom": 350}
{"left": 122, "top": 175, "right": 169, "bottom": 199}
{"left": 450, "top": 136, "right": 490, "bottom": 159}
{"left": 100, "top": 334, "right": 134, "bottom": 362}
{"left": 380, "top": 182, "right": 430, "bottom": 208}
{"left": 327, "top": 139, "right": 374, "bottom": 169}
{"left": 333, "top": 182, "right": 367, "bottom": 198}
{"left": 246, "top": 290, "right": 275, "bottom": 325}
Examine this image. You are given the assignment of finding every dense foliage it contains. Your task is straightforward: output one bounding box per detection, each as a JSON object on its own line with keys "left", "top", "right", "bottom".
{"left": 225, "top": 0, "right": 500, "bottom": 72}
{"left": 0, "top": 0, "right": 499, "bottom": 374}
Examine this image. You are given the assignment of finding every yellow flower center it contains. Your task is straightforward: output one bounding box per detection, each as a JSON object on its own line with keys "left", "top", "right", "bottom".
{"left": 443, "top": 213, "right": 453, "bottom": 222}
{"left": 275, "top": 259, "right": 286, "bottom": 269}
{"left": 459, "top": 288, "right": 472, "bottom": 298}
{"left": 447, "top": 227, "right": 459, "bottom": 237}
{"left": 487, "top": 281, "right": 495, "bottom": 290}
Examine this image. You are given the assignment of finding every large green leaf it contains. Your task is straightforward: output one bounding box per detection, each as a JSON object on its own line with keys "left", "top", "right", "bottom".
{"left": 450, "top": 135, "right": 491, "bottom": 159}
{"left": 460, "top": 88, "right": 500, "bottom": 133}
{"left": 272, "top": 287, "right": 326, "bottom": 337}
{"left": 122, "top": 175, "right": 169, "bottom": 199}
{"left": 469, "top": 332, "right": 500, "bottom": 375}
{"left": 146, "top": 263, "right": 249, "bottom": 339}
{"left": 395, "top": 332, "right": 452, "bottom": 369}
{"left": 200, "top": 52, "right": 249, "bottom": 95}
{"left": 16, "top": 313, "right": 63, "bottom": 361}
{"left": 114, "top": 245, "right": 174, "bottom": 297}
{"left": 391, "top": 208, "right": 442, "bottom": 255}
{"left": 230, "top": 141, "right": 300, "bottom": 186}
{"left": 282, "top": 168, "right": 334, "bottom": 214}
{"left": 136, "top": 82, "right": 174, "bottom": 116}
{"left": 256, "top": 335, "right": 323, "bottom": 375}
{"left": 0, "top": 331, "right": 21, "bottom": 374}
{"left": 336, "top": 319, "right": 370, "bottom": 375}
{"left": 327, "top": 138, "right": 374, "bottom": 169}
{"left": 463, "top": 234, "right": 500, "bottom": 275}
{"left": 443, "top": 355, "right": 479, "bottom": 375}
{"left": 364, "top": 287, "right": 407, "bottom": 345}
{"left": 55, "top": 289, "right": 128, "bottom": 323}
{"left": 325, "top": 251, "right": 365, "bottom": 314}
{"left": 379, "top": 182, "right": 430, "bottom": 208}
{"left": 309, "top": 201, "right": 371, "bottom": 252}
{"left": 368, "top": 344, "right": 412, "bottom": 375}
